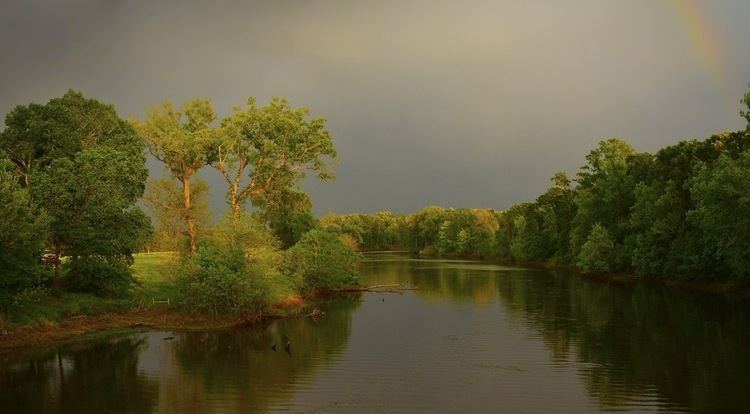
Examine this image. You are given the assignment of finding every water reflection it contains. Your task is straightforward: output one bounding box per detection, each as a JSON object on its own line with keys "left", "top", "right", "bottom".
{"left": 0, "top": 295, "right": 361, "bottom": 413}
{"left": 2, "top": 253, "right": 749, "bottom": 412}
{"left": 494, "top": 271, "right": 750, "bottom": 413}
{"left": 0, "top": 337, "right": 159, "bottom": 413}
{"left": 362, "top": 253, "right": 750, "bottom": 412}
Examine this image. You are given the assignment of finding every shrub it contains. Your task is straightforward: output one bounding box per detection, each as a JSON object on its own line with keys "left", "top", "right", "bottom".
{"left": 282, "top": 230, "right": 361, "bottom": 294}
{"left": 339, "top": 234, "right": 360, "bottom": 252}
{"left": 65, "top": 257, "right": 135, "bottom": 297}
{"left": 178, "top": 245, "right": 271, "bottom": 318}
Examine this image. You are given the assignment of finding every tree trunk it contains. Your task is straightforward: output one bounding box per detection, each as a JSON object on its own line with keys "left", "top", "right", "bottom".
{"left": 183, "top": 176, "right": 197, "bottom": 253}
{"left": 229, "top": 182, "right": 241, "bottom": 227}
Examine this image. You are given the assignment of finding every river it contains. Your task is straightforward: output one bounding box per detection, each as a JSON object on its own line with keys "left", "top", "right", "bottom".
{"left": 2, "top": 252, "right": 749, "bottom": 413}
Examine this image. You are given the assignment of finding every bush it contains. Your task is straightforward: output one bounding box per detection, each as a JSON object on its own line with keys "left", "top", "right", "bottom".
{"left": 178, "top": 245, "right": 271, "bottom": 317}
{"left": 282, "top": 230, "right": 361, "bottom": 294}
{"left": 576, "top": 223, "right": 614, "bottom": 274}
{"left": 65, "top": 257, "right": 135, "bottom": 297}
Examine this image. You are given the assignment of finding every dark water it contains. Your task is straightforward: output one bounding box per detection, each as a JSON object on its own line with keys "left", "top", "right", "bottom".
{"left": 3, "top": 253, "right": 750, "bottom": 413}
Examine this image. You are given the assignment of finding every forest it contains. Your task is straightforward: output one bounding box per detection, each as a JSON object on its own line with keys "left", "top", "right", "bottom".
{"left": 322, "top": 86, "right": 750, "bottom": 281}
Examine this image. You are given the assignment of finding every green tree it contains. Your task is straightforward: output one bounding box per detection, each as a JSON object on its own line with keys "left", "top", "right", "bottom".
{"left": 570, "top": 139, "right": 637, "bottom": 270}
{"left": 132, "top": 99, "right": 215, "bottom": 253}
{"left": 536, "top": 172, "right": 575, "bottom": 261}
{"left": 259, "top": 189, "right": 317, "bottom": 248}
{"left": 142, "top": 177, "right": 212, "bottom": 252}
{"left": 1, "top": 91, "right": 150, "bottom": 294}
{"left": 210, "top": 98, "right": 337, "bottom": 229}
{"left": 33, "top": 147, "right": 150, "bottom": 295}
{"left": 689, "top": 150, "right": 750, "bottom": 279}
{"left": 0, "top": 158, "right": 48, "bottom": 314}
{"left": 576, "top": 223, "right": 614, "bottom": 274}
{"left": 282, "top": 230, "right": 361, "bottom": 294}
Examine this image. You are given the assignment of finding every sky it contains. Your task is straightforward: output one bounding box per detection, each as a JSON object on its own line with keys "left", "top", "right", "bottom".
{"left": 1, "top": 0, "right": 749, "bottom": 216}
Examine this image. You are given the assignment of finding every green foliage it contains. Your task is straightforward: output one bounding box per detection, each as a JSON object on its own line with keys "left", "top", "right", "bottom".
{"left": 570, "top": 139, "right": 637, "bottom": 267}
{"left": 65, "top": 257, "right": 135, "bottom": 297}
{"left": 210, "top": 97, "right": 337, "bottom": 239}
{"left": 1, "top": 91, "right": 150, "bottom": 298}
{"left": 32, "top": 146, "right": 150, "bottom": 294}
{"left": 207, "top": 212, "right": 284, "bottom": 271}
{"left": 261, "top": 189, "right": 317, "bottom": 248}
{"left": 178, "top": 245, "right": 271, "bottom": 317}
{"left": 689, "top": 150, "right": 750, "bottom": 280}
{"left": 282, "top": 230, "right": 361, "bottom": 294}
{"left": 177, "top": 213, "right": 285, "bottom": 317}
{"left": 132, "top": 98, "right": 216, "bottom": 252}
{"left": 320, "top": 210, "right": 411, "bottom": 251}
{"left": 143, "top": 177, "right": 212, "bottom": 252}
{"left": 7, "top": 253, "right": 174, "bottom": 325}
{"left": 0, "top": 159, "right": 49, "bottom": 311}
{"left": 577, "top": 224, "right": 614, "bottom": 274}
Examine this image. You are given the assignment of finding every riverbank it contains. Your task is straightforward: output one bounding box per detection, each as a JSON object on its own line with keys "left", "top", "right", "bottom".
{"left": 506, "top": 258, "right": 750, "bottom": 298}
{"left": 409, "top": 251, "right": 750, "bottom": 298}
{"left": 0, "top": 252, "right": 305, "bottom": 353}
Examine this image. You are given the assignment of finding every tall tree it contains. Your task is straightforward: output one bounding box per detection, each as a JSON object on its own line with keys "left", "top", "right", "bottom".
{"left": 0, "top": 91, "right": 150, "bottom": 294}
{"left": 689, "top": 150, "right": 750, "bottom": 280}
{"left": 142, "top": 177, "right": 212, "bottom": 252}
{"left": 210, "top": 97, "right": 336, "bottom": 229}
{"left": 570, "top": 138, "right": 636, "bottom": 269}
{"left": 132, "top": 99, "right": 215, "bottom": 253}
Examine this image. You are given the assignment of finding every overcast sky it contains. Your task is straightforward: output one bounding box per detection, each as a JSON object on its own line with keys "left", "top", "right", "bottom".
{"left": 1, "top": 0, "right": 749, "bottom": 215}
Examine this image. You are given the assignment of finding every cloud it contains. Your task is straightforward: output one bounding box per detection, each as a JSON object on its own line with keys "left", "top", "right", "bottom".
{"left": 1, "top": 0, "right": 748, "bottom": 216}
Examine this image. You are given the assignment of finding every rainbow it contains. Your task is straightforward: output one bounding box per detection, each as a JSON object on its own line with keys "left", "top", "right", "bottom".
{"left": 668, "top": 0, "right": 736, "bottom": 110}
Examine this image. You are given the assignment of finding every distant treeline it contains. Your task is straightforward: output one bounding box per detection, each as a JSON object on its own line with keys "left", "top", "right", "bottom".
{"left": 322, "top": 87, "right": 750, "bottom": 280}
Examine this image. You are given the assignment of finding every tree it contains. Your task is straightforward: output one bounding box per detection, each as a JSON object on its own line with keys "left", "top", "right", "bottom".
{"left": 211, "top": 97, "right": 337, "bottom": 229}
{"left": 258, "top": 189, "right": 316, "bottom": 248}
{"left": 142, "top": 177, "right": 212, "bottom": 252}
{"left": 689, "top": 151, "right": 750, "bottom": 279}
{"left": 536, "top": 172, "right": 575, "bottom": 261}
{"left": 1, "top": 91, "right": 150, "bottom": 294}
{"left": 33, "top": 146, "right": 150, "bottom": 295}
{"left": 132, "top": 99, "right": 215, "bottom": 253}
{"left": 0, "top": 158, "right": 48, "bottom": 314}
{"left": 282, "top": 230, "right": 361, "bottom": 294}
{"left": 577, "top": 223, "right": 614, "bottom": 274}
{"left": 570, "top": 139, "right": 637, "bottom": 269}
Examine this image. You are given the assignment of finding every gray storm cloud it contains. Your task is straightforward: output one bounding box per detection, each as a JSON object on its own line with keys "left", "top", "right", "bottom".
{"left": 1, "top": 0, "right": 748, "bottom": 215}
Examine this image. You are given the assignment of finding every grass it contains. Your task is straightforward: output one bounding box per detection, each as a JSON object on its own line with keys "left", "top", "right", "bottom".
{"left": 8, "top": 252, "right": 179, "bottom": 325}
{"left": 130, "top": 251, "right": 180, "bottom": 305}
{"left": 7, "top": 251, "right": 300, "bottom": 326}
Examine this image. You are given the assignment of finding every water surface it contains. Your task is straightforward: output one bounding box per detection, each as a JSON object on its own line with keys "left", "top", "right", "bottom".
{"left": 3, "top": 252, "right": 749, "bottom": 412}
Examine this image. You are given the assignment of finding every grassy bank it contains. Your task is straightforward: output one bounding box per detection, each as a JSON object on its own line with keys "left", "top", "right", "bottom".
{"left": 6, "top": 252, "right": 179, "bottom": 326}
{"left": 0, "top": 252, "right": 301, "bottom": 351}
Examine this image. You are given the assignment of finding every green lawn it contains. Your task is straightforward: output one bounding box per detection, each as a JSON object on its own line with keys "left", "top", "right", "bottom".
{"left": 130, "top": 251, "right": 180, "bottom": 305}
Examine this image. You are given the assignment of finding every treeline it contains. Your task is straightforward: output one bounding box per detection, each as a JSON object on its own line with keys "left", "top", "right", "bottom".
{"left": 0, "top": 91, "right": 359, "bottom": 319}
{"left": 322, "top": 86, "right": 750, "bottom": 281}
